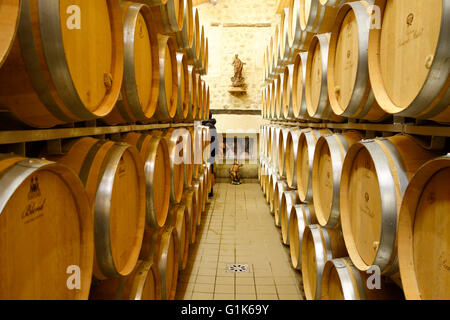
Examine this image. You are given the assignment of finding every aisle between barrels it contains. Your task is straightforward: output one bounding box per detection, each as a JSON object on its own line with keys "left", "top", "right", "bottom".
{"left": 176, "top": 183, "right": 304, "bottom": 300}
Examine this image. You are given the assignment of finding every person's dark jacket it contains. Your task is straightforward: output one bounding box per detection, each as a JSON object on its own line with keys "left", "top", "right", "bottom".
{"left": 202, "top": 118, "right": 217, "bottom": 161}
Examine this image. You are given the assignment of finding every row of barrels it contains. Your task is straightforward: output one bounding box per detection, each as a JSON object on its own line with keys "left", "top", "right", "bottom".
{"left": 262, "top": 0, "right": 450, "bottom": 123}
{"left": 0, "top": 0, "right": 210, "bottom": 128}
{"left": 0, "top": 125, "right": 213, "bottom": 299}
{"left": 258, "top": 124, "right": 450, "bottom": 300}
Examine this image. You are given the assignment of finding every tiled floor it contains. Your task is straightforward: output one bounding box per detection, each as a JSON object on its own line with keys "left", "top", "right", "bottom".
{"left": 176, "top": 183, "right": 305, "bottom": 300}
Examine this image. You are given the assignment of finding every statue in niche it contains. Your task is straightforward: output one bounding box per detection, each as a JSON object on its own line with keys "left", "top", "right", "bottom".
{"left": 231, "top": 54, "right": 246, "bottom": 88}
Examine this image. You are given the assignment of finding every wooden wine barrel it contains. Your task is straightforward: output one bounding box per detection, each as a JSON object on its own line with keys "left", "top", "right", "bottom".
{"left": 192, "top": 126, "right": 203, "bottom": 178}
{"left": 0, "top": 155, "right": 93, "bottom": 300}
{"left": 268, "top": 172, "right": 278, "bottom": 213}
{"left": 155, "top": 35, "right": 178, "bottom": 121}
{"left": 300, "top": 0, "right": 341, "bottom": 34}
{"left": 271, "top": 126, "right": 281, "bottom": 171}
{"left": 302, "top": 224, "right": 348, "bottom": 300}
{"left": 103, "top": 2, "right": 159, "bottom": 125}
{"left": 282, "top": 64, "right": 295, "bottom": 119}
{"left": 123, "top": 132, "right": 170, "bottom": 229}
{"left": 198, "top": 172, "right": 207, "bottom": 217}
{"left": 292, "top": 52, "right": 313, "bottom": 120}
{"left": 204, "top": 84, "right": 210, "bottom": 119}
{"left": 296, "top": 128, "right": 332, "bottom": 203}
{"left": 192, "top": 179, "right": 203, "bottom": 227}
{"left": 285, "top": 128, "right": 303, "bottom": 188}
{"left": 340, "top": 135, "right": 441, "bottom": 277}
{"left": 275, "top": 73, "right": 285, "bottom": 120}
{"left": 140, "top": 227, "right": 179, "bottom": 300}
{"left": 195, "top": 74, "right": 203, "bottom": 120}
{"left": 289, "top": 204, "right": 317, "bottom": 270}
{"left": 201, "top": 165, "right": 209, "bottom": 211}
{"left": 398, "top": 155, "right": 450, "bottom": 300}
{"left": 175, "top": 0, "right": 193, "bottom": 53}
{"left": 195, "top": 24, "right": 205, "bottom": 71}
{"left": 305, "top": 33, "right": 344, "bottom": 121}
{"left": 321, "top": 257, "right": 404, "bottom": 300}
{"left": 368, "top": 0, "right": 450, "bottom": 123}
{"left": 90, "top": 260, "right": 161, "bottom": 300}
{"left": 186, "top": 65, "right": 197, "bottom": 121}
{"left": 45, "top": 138, "right": 146, "bottom": 280}
{"left": 174, "top": 52, "right": 189, "bottom": 121}
{"left": 180, "top": 128, "right": 193, "bottom": 188}
{"left": 277, "top": 127, "right": 290, "bottom": 177}
{"left": 280, "top": 8, "right": 292, "bottom": 66}
{"left": 191, "top": 8, "right": 201, "bottom": 64}
{"left": 265, "top": 167, "right": 273, "bottom": 203}
{"left": 198, "top": 36, "right": 208, "bottom": 75}
{"left": 312, "top": 131, "right": 363, "bottom": 228}
{"left": 288, "top": 0, "right": 314, "bottom": 54}
{"left": 163, "top": 128, "right": 186, "bottom": 204}
{"left": 280, "top": 190, "right": 300, "bottom": 245}
{"left": 0, "top": 0, "right": 20, "bottom": 69}
{"left": 182, "top": 188, "right": 198, "bottom": 245}
{"left": 274, "top": 180, "right": 289, "bottom": 227}
{"left": 148, "top": 0, "right": 185, "bottom": 34}
{"left": 328, "top": 1, "right": 387, "bottom": 122}
{"left": 269, "top": 80, "right": 276, "bottom": 119}
{"left": 167, "top": 204, "right": 190, "bottom": 271}
{"left": 0, "top": 0, "right": 123, "bottom": 128}
{"left": 272, "top": 24, "right": 280, "bottom": 74}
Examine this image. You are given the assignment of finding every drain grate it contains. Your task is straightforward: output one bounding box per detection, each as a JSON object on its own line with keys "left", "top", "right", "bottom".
{"left": 226, "top": 264, "right": 250, "bottom": 273}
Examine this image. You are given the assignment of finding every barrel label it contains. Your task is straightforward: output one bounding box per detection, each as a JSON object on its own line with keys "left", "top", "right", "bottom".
{"left": 22, "top": 176, "right": 45, "bottom": 224}
{"left": 398, "top": 14, "right": 423, "bottom": 48}
{"left": 66, "top": 5, "right": 81, "bottom": 30}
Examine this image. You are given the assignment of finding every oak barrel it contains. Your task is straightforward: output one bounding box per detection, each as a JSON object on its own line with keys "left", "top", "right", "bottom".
{"left": 299, "top": 0, "right": 342, "bottom": 34}
{"left": 0, "top": 0, "right": 124, "bottom": 128}
{"left": 398, "top": 155, "right": 450, "bottom": 300}
{"left": 328, "top": 0, "right": 387, "bottom": 122}
{"left": 167, "top": 204, "right": 190, "bottom": 271}
{"left": 368, "top": 0, "right": 450, "bottom": 123}
{"left": 162, "top": 128, "right": 186, "bottom": 203}
{"left": 312, "top": 131, "right": 363, "bottom": 228}
{"left": 302, "top": 224, "right": 348, "bottom": 300}
{"left": 288, "top": 0, "right": 314, "bottom": 54}
{"left": 274, "top": 180, "right": 289, "bottom": 227}
{"left": 280, "top": 190, "right": 300, "bottom": 245}
{"left": 174, "top": 52, "right": 189, "bottom": 121}
{"left": 305, "top": 33, "right": 344, "bottom": 121}
{"left": 186, "top": 65, "right": 197, "bottom": 121}
{"left": 192, "top": 179, "right": 203, "bottom": 227}
{"left": 0, "top": 155, "right": 93, "bottom": 300}
{"left": 46, "top": 137, "right": 146, "bottom": 280}
{"left": 155, "top": 35, "right": 178, "bottom": 121}
{"left": 289, "top": 204, "right": 317, "bottom": 270}
{"left": 148, "top": 0, "right": 185, "bottom": 34}
{"left": 277, "top": 127, "right": 290, "bottom": 177}
{"left": 90, "top": 260, "right": 161, "bottom": 300}
{"left": 0, "top": 0, "right": 20, "bottom": 69}
{"left": 282, "top": 64, "right": 296, "bottom": 120}
{"left": 285, "top": 128, "right": 303, "bottom": 188}
{"left": 321, "top": 257, "right": 404, "bottom": 300}
{"left": 123, "top": 132, "right": 170, "bottom": 229}
{"left": 140, "top": 226, "right": 179, "bottom": 300}
{"left": 104, "top": 2, "right": 159, "bottom": 125}
{"left": 340, "top": 135, "right": 441, "bottom": 276}
{"left": 292, "top": 52, "right": 313, "bottom": 120}
{"left": 268, "top": 172, "right": 279, "bottom": 214}
{"left": 296, "top": 128, "right": 332, "bottom": 203}
{"left": 182, "top": 188, "right": 198, "bottom": 244}
{"left": 175, "top": 0, "right": 194, "bottom": 54}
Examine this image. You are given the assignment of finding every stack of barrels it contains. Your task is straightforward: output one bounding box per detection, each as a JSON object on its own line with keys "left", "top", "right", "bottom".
{"left": 262, "top": 0, "right": 449, "bottom": 124}
{"left": 260, "top": 122, "right": 449, "bottom": 300}
{"left": 0, "top": 0, "right": 210, "bottom": 128}
{"left": 259, "top": 0, "right": 449, "bottom": 301}
{"left": 0, "top": 0, "right": 214, "bottom": 300}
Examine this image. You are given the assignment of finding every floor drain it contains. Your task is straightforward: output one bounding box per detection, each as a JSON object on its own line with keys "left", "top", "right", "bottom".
{"left": 226, "top": 264, "right": 250, "bottom": 273}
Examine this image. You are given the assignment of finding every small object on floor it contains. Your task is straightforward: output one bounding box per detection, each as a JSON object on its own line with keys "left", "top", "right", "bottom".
{"left": 229, "top": 160, "right": 243, "bottom": 185}
{"left": 232, "top": 181, "right": 242, "bottom": 185}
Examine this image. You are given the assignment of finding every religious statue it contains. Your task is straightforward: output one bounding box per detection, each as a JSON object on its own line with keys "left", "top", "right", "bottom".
{"left": 229, "top": 160, "right": 243, "bottom": 185}
{"left": 231, "top": 54, "right": 246, "bottom": 88}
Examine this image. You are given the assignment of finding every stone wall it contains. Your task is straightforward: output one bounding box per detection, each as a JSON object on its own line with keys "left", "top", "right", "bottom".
{"left": 196, "top": 0, "right": 278, "bottom": 114}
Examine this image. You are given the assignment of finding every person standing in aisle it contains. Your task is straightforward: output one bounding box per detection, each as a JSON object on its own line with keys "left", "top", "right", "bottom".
{"left": 202, "top": 112, "right": 217, "bottom": 198}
